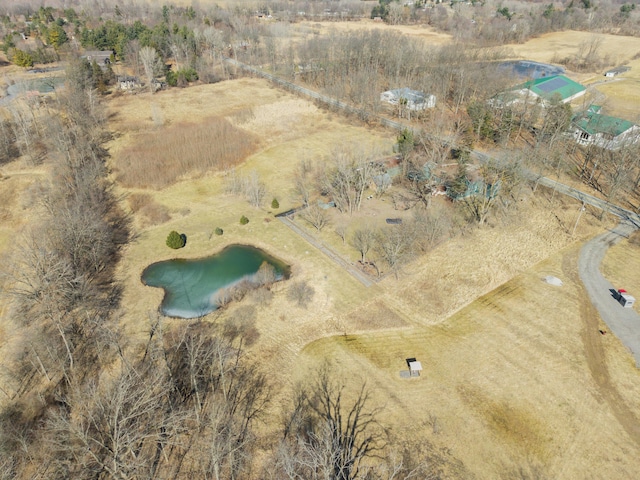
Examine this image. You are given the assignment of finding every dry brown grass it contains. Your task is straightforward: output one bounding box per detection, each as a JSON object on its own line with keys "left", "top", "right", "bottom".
{"left": 301, "top": 244, "right": 640, "bottom": 478}
{"left": 588, "top": 56, "right": 640, "bottom": 121}
{"left": 114, "top": 116, "right": 259, "bottom": 189}
{"left": 293, "top": 20, "right": 453, "bottom": 45}
{"left": 81, "top": 75, "right": 640, "bottom": 479}
{"left": 127, "top": 192, "right": 172, "bottom": 227}
{"left": 506, "top": 31, "right": 640, "bottom": 74}
{"left": 1, "top": 36, "right": 638, "bottom": 475}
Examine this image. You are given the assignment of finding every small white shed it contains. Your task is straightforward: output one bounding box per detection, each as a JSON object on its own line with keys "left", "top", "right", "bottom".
{"left": 408, "top": 360, "right": 423, "bottom": 377}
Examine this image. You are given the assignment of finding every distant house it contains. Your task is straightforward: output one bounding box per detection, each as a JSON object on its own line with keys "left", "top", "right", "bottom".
{"left": 604, "top": 66, "right": 630, "bottom": 77}
{"left": 493, "top": 74, "right": 586, "bottom": 107}
{"left": 116, "top": 75, "right": 140, "bottom": 90}
{"left": 81, "top": 50, "right": 113, "bottom": 66}
{"left": 380, "top": 88, "right": 436, "bottom": 110}
{"left": 572, "top": 107, "right": 640, "bottom": 150}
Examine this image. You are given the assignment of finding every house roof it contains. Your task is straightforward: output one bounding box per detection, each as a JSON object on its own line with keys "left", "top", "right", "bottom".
{"left": 605, "top": 66, "right": 630, "bottom": 75}
{"left": 384, "top": 88, "right": 430, "bottom": 103}
{"left": 574, "top": 112, "right": 636, "bottom": 137}
{"left": 82, "top": 50, "right": 113, "bottom": 57}
{"left": 408, "top": 360, "right": 423, "bottom": 371}
{"left": 519, "top": 75, "right": 585, "bottom": 102}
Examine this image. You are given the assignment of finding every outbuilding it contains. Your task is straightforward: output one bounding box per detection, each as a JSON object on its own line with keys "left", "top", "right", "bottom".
{"left": 380, "top": 88, "right": 436, "bottom": 110}
{"left": 406, "top": 358, "right": 423, "bottom": 377}
{"left": 604, "top": 66, "right": 630, "bottom": 77}
{"left": 493, "top": 75, "right": 586, "bottom": 108}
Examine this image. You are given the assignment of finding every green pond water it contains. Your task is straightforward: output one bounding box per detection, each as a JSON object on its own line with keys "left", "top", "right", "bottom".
{"left": 142, "top": 244, "right": 290, "bottom": 319}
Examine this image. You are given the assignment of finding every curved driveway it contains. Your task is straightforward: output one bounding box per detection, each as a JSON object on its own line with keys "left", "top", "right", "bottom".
{"left": 579, "top": 222, "right": 640, "bottom": 366}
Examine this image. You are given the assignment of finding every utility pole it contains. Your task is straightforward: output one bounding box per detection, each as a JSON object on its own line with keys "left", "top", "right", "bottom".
{"left": 572, "top": 203, "right": 586, "bottom": 237}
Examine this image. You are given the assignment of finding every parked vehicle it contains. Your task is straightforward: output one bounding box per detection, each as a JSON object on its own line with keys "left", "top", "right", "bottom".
{"left": 614, "top": 289, "right": 636, "bottom": 308}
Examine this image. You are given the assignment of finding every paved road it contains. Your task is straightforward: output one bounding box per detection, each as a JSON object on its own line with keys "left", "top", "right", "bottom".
{"left": 277, "top": 215, "right": 375, "bottom": 287}
{"left": 530, "top": 176, "right": 640, "bottom": 226}
{"left": 579, "top": 222, "right": 640, "bottom": 366}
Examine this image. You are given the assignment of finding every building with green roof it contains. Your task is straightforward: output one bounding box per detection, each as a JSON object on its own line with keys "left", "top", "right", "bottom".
{"left": 492, "top": 74, "right": 586, "bottom": 108}
{"left": 572, "top": 108, "right": 640, "bottom": 150}
{"left": 519, "top": 75, "right": 586, "bottom": 104}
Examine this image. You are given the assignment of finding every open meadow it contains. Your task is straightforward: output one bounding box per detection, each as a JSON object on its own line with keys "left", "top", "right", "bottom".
{"left": 100, "top": 77, "right": 640, "bottom": 477}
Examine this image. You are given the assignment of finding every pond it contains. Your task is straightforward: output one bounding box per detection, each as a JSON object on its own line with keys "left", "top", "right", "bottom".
{"left": 141, "top": 244, "right": 290, "bottom": 319}
{"left": 0, "top": 76, "right": 65, "bottom": 106}
{"left": 498, "top": 60, "right": 565, "bottom": 80}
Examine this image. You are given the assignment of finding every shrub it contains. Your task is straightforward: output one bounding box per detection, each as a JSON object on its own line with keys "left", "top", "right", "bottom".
{"left": 287, "top": 280, "right": 315, "bottom": 308}
{"left": 12, "top": 49, "right": 34, "bottom": 68}
{"left": 166, "top": 67, "right": 199, "bottom": 87}
{"left": 215, "top": 227, "right": 223, "bottom": 236}
{"left": 166, "top": 230, "right": 186, "bottom": 249}
{"left": 271, "top": 198, "right": 279, "bottom": 209}
{"left": 240, "top": 215, "right": 249, "bottom": 225}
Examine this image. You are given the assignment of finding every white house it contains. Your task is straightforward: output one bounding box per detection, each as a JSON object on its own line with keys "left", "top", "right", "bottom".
{"left": 604, "top": 66, "right": 630, "bottom": 77}
{"left": 380, "top": 88, "right": 436, "bottom": 110}
{"left": 573, "top": 107, "right": 640, "bottom": 150}
{"left": 116, "top": 76, "right": 141, "bottom": 90}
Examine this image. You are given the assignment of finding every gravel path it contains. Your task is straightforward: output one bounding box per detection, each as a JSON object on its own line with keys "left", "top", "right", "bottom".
{"left": 277, "top": 215, "right": 375, "bottom": 287}
{"left": 579, "top": 222, "right": 640, "bottom": 366}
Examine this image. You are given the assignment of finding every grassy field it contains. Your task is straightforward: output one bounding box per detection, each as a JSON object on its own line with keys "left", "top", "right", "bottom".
{"left": 588, "top": 56, "right": 640, "bottom": 121}
{"left": 302, "top": 245, "right": 640, "bottom": 478}
{"left": 293, "top": 20, "right": 453, "bottom": 45}
{"left": 507, "top": 30, "right": 640, "bottom": 70}
{"left": 107, "top": 78, "right": 394, "bottom": 347}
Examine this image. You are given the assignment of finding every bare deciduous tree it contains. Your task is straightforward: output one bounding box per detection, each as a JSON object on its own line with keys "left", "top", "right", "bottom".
{"left": 302, "top": 204, "right": 330, "bottom": 232}
{"left": 139, "top": 46, "right": 163, "bottom": 93}
{"left": 335, "top": 222, "right": 348, "bottom": 245}
{"left": 376, "top": 224, "right": 415, "bottom": 278}
{"left": 287, "top": 280, "right": 315, "bottom": 308}
{"left": 457, "top": 159, "right": 522, "bottom": 226}
{"left": 244, "top": 170, "right": 267, "bottom": 207}
{"left": 275, "top": 363, "right": 385, "bottom": 480}
{"left": 351, "top": 226, "right": 377, "bottom": 264}
{"left": 293, "top": 158, "right": 314, "bottom": 207}
{"left": 320, "top": 148, "right": 374, "bottom": 215}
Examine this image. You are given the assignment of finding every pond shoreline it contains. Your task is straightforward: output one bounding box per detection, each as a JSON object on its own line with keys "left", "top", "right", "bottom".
{"left": 141, "top": 243, "right": 290, "bottom": 319}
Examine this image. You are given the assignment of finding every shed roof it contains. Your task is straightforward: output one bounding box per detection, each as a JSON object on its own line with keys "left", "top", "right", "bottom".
{"left": 82, "top": 50, "right": 113, "bottom": 57}
{"left": 408, "top": 360, "right": 423, "bottom": 371}
{"left": 519, "top": 75, "right": 585, "bottom": 102}
{"left": 574, "top": 112, "right": 636, "bottom": 137}
{"left": 605, "top": 66, "right": 630, "bottom": 75}
{"left": 384, "top": 88, "right": 428, "bottom": 103}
